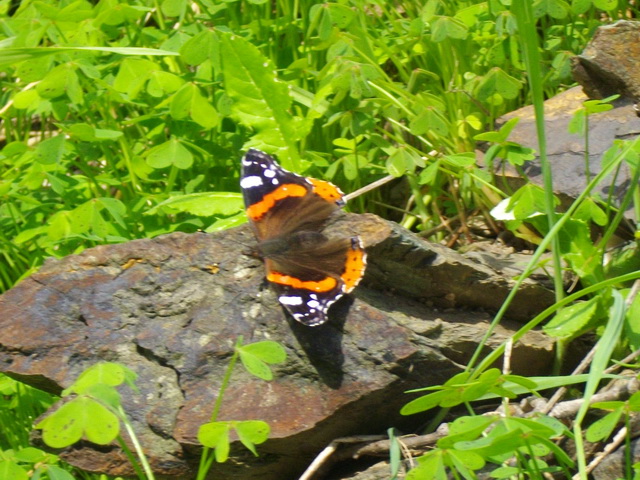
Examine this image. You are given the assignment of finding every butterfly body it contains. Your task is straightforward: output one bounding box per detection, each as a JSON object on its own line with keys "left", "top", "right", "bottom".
{"left": 240, "top": 149, "right": 367, "bottom": 326}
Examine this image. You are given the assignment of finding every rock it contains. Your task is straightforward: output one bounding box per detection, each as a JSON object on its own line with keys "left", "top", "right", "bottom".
{"left": 496, "top": 86, "right": 640, "bottom": 222}
{"left": 572, "top": 20, "right": 640, "bottom": 101}
{"left": 328, "top": 461, "right": 402, "bottom": 480}
{"left": 592, "top": 435, "right": 640, "bottom": 480}
{"left": 0, "top": 214, "right": 555, "bottom": 479}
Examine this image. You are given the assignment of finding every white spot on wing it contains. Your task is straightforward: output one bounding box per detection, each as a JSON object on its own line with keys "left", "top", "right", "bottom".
{"left": 264, "top": 169, "right": 276, "bottom": 178}
{"left": 307, "top": 300, "right": 320, "bottom": 309}
{"left": 240, "top": 176, "right": 264, "bottom": 188}
{"left": 279, "top": 295, "right": 304, "bottom": 306}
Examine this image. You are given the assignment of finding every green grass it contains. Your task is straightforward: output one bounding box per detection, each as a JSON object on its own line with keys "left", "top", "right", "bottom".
{"left": 1, "top": 0, "right": 640, "bottom": 478}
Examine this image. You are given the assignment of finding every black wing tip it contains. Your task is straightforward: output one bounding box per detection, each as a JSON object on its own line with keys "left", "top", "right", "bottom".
{"left": 245, "top": 148, "right": 274, "bottom": 161}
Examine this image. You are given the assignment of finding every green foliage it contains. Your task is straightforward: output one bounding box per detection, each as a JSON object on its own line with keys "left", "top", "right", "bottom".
{"left": 198, "top": 420, "right": 270, "bottom": 463}
{"left": 38, "top": 396, "right": 120, "bottom": 448}
{"left": 237, "top": 340, "right": 288, "bottom": 381}
{"left": 2, "top": 0, "right": 640, "bottom": 479}
{"left": 196, "top": 337, "right": 286, "bottom": 480}
{"left": 0, "top": 374, "right": 80, "bottom": 479}
{"left": 401, "top": 369, "right": 536, "bottom": 415}
{"left": 26, "top": 339, "right": 285, "bottom": 480}
{"left": 1, "top": 0, "right": 630, "bottom": 293}
{"left": 405, "top": 414, "right": 572, "bottom": 479}
{"left": 34, "top": 363, "right": 136, "bottom": 448}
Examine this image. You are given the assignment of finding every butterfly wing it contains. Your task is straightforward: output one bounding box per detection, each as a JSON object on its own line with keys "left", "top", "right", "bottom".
{"left": 241, "top": 149, "right": 344, "bottom": 241}
{"left": 266, "top": 236, "right": 366, "bottom": 326}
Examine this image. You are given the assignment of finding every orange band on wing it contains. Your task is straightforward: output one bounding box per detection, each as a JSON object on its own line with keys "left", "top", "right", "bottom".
{"left": 308, "top": 178, "right": 343, "bottom": 203}
{"left": 341, "top": 245, "right": 366, "bottom": 292}
{"left": 267, "top": 271, "right": 338, "bottom": 292}
{"left": 246, "top": 183, "right": 307, "bottom": 220}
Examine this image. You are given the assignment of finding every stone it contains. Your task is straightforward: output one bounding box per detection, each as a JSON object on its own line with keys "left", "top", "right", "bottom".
{"left": 572, "top": 20, "right": 640, "bottom": 101}
{"left": 0, "top": 214, "right": 555, "bottom": 479}
{"left": 495, "top": 86, "right": 640, "bottom": 222}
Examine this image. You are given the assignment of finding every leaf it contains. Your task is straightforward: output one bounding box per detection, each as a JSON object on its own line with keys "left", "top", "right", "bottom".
{"left": 625, "top": 294, "right": 640, "bottom": 351}
{"left": 586, "top": 408, "right": 623, "bottom": 442}
{"left": 400, "top": 390, "right": 449, "bottom": 415}
{"left": 0, "top": 46, "right": 178, "bottom": 69}
{"left": 34, "top": 135, "right": 66, "bottom": 165}
{"left": 410, "top": 107, "right": 449, "bottom": 136}
{"left": 476, "top": 373, "right": 620, "bottom": 401}
{"left": 146, "top": 138, "right": 194, "bottom": 169}
{"left": 418, "top": 160, "right": 440, "bottom": 185}
{"left": 406, "top": 451, "right": 446, "bottom": 480}
{"left": 431, "top": 16, "right": 469, "bottom": 42}
{"left": 508, "top": 183, "right": 551, "bottom": 220}
{"left": 170, "top": 83, "right": 219, "bottom": 129}
{"left": 574, "top": 198, "right": 607, "bottom": 226}
{"left": 181, "top": 30, "right": 218, "bottom": 66}
{"left": 43, "top": 465, "right": 76, "bottom": 480}
{"left": 437, "top": 415, "right": 497, "bottom": 448}
{"left": 13, "top": 447, "right": 47, "bottom": 463}
{"left": 81, "top": 384, "right": 122, "bottom": 410}
{"left": 36, "top": 397, "right": 120, "bottom": 448}
{"left": 325, "top": 3, "right": 356, "bottom": 28}
{"left": 36, "top": 65, "right": 72, "bottom": 99}
{"left": 113, "top": 58, "right": 157, "bottom": 98}
{"left": 455, "top": 428, "right": 525, "bottom": 457}
{"left": 533, "top": 0, "right": 570, "bottom": 18}
{"left": 147, "top": 71, "right": 184, "bottom": 97}
{"left": 571, "top": 0, "right": 592, "bottom": 14}
{"left": 69, "top": 362, "right": 137, "bottom": 395}
{"left": 491, "top": 465, "right": 520, "bottom": 479}
{"left": 505, "top": 143, "right": 536, "bottom": 166}
{"left": 558, "top": 219, "right": 603, "bottom": 283}
{"left": 148, "top": 192, "right": 244, "bottom": 216}
{"left": 628, "top": 391, "right": 640, "bottom": 411}
{"left": 234, "top": 420, "right": 270, "bottom": 455}
{"left": 237, "top": 341, "right": 287, "bottom": 380}
{"left": 388, "top": 428, "right": 401, "bottom": 479}
{"left": 0, "top": 461, "right": 28, "bottom": 480}
{"left": 12, "top": 89, "right": 41, "bottom": 110}
{"left": 592, "top": 0, "right": 617, "bottom": 10}
{"left": 386, "top": 148, "right": 416, "bottom": 177}
{"left": 476, "top": 67, "right": 522, "bottom": 101}
{"left": 68, "top": 124, "right": 123, "bottom": 142}
{"left": 475, "top": 117, "right": 520, "bottom": 143}
{"left": 220, "top": 32, "right": 299, "bottom": 167}
{"left": 443, "top": 153, "right": 475, "bottom": 168}
{"left": 205, "top": 212, "right": 247, "bottom": 232}
{"left": 449, "top": 449, "right": 485, "bottom": 471}
{"left": 544, "top": 297, "right": 599, "bottom": 338}
{"left": 161, "top": 0, "right": 187, "bottom": 17}
{"left": 239, "top": 341, "right": 287, "bottom": 364}
{"left": 198, "top": 421, "right": 231, "bottom": 462}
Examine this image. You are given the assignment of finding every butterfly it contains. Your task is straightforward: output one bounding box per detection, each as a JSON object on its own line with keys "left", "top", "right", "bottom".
{"left": 240, "top": 149, "right": 367, "bottom": 326}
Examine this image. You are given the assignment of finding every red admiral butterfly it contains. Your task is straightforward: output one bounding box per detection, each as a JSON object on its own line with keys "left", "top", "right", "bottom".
{"left": 241, "top": 149, "right": 367, "bottom": 326}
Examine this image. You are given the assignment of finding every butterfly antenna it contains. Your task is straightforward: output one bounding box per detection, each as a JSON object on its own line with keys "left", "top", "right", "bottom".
{"left": 342, "top": 149, "right": 439, "bottom": 203}
{"left": 343, "top": 174, "right": 396, "bottom": 203}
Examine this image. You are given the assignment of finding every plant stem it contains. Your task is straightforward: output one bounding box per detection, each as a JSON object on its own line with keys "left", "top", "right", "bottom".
{"left": 196, "top": 336, "right": 244, "bottom": 480}
{"left": 119, "top": 409, "right": 156, "bottom": 480}
{"left": 512, "top": 0, "right": 564, "bottom": 304}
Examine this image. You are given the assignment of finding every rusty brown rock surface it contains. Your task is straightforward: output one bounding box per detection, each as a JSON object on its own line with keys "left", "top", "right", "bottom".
{"left": 0, "top": 214, "right": 555, "bottom": 479}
